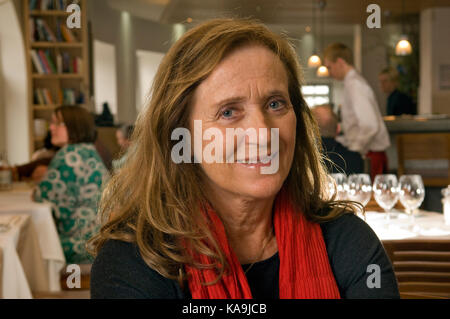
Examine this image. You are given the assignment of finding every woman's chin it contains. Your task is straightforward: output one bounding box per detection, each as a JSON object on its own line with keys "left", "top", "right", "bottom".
{"left": 230, "top": 175, "right": 284, "bottom": 199}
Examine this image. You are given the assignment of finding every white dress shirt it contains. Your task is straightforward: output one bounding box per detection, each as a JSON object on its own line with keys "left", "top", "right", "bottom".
{"left": 336, "top": 69, "right": 390, "bottom": 154}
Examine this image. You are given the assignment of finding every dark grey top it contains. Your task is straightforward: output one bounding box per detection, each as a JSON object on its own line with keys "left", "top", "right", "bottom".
{"left": 90, "top": 213, "right": 400, "bottom": 299}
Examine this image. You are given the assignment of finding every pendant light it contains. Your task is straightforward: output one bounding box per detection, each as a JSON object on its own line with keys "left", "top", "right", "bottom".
{"left": 395, "top": 0, "right": 412, "bottom": 56}
{"left": 317, "top": 0, "right": 329, "bottom": 77}
{"left": 317, "top": 65, "right": 329, "bottom": 77}
{"left": 308, "top": 0, "right": 321, "bottom": 68}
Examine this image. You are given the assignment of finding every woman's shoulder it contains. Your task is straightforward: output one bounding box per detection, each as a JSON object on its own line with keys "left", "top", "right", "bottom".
{"left": 90, "top": 239, "right": 185, "bottom": 299}
{"left": 319, "top": 212, "right": 400, "bottom": 298}
{"left": 52, "top": 144, "right": 92, "bottom": 158}
{"left": 320, "top": 211, "right": 369, "bottom": 235}
{"left": 319, "top": 211, "right": 382, "bottom": 258}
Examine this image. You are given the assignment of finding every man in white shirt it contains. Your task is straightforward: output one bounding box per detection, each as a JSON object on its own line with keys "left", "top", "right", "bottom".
{"left": 323, "top": 43, "right": 390, "bottom": 180}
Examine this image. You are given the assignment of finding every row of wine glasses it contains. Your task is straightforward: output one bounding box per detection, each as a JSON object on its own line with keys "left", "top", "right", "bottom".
{"left": 328, "top": 173, "right": 372, "bottom": 205}
{"left": 328, "top": 173, "right": 425, "bottom": 223}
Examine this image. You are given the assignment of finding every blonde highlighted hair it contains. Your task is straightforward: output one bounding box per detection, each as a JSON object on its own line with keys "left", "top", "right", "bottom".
{"left": 88, "top": 18, "right": 359, "bottom": 286}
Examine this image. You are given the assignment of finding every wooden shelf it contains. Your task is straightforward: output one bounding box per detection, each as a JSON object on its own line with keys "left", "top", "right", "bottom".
{"left": 25, "top": 0, "right": 89, "bottom": 157}
{"left": 33, "top": 105, "right": 56, "bottom": 110}
{"left": 33, "top": 104, "right": 86, "bottom": 110}
{"left": 30, "top": 10, "right": 71, "bottom": 16}
{"left": 32, "top": 73, "right": 83, "bottom": 79}
{"left": 31, "top": 42, "right": 83, "bottom": 48}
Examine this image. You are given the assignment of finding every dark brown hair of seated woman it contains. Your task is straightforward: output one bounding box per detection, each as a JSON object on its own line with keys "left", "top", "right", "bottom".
{"left": 56, "top": 105, "right": 96, "bottom": 144}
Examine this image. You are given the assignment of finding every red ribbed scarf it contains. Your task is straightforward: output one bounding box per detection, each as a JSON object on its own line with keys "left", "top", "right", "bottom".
{"left": 184, "top": 189, "right": 341, "bottom": 299}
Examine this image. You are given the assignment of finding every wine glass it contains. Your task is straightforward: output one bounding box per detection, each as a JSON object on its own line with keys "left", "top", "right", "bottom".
{"left": 373, "top": 174, "right": 399, "bottom": 221}
{"left": 399, "top": 175, "right": 425, "bottom": 229}
{"left": 330, "top": 173, "right": 348, "bottom": 200}
{"left": 347, "top": 174, "right": 372, "bottom": 207}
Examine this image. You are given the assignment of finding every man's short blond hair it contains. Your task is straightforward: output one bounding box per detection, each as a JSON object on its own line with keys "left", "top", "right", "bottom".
{"left": 324, "top": 42, "right": 353, "bottom": 65}
{"left": 379, "top": 66, "right": 399, "bottom": 83}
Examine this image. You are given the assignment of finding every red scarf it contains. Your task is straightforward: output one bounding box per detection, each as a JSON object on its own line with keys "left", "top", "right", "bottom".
{"left": 184, "top": 189, "right": 341, "bottom": 299}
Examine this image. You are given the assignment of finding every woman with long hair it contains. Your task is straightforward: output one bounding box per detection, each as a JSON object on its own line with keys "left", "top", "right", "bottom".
{"left": 89, "top": 19, "right": 399, "bottom": 299}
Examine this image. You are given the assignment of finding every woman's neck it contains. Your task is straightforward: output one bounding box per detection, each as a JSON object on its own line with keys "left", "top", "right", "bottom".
{"left": 206, "top": 186, "right": 278, "bottom": 264}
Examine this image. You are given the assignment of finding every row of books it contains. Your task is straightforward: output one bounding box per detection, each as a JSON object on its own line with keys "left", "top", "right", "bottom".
{"left": 29, "top": 0, "right": 80, "bottom": 11}
{"left": 34, "top": 88, "right": 85, "bottom": 105}
{"left": 62, "top": 88, "right": 85, "bottom": 105}
{"left": 31, "top": 49, "right": 82, "bottom": 74}
{"left": 34, "top": 88, "right": 54, "bottom": 104}
{"left": 30, "top": 18, "right": 78, "bottom": 42}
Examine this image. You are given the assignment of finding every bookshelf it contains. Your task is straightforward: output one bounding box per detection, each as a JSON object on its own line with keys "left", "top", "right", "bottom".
{"left": 23, "top": 0, "right": 89, "bottom": 156}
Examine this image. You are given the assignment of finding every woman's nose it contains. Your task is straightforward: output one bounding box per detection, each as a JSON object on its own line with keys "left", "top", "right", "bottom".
{"left": 245, "top": 106, "right": 271, "bottom": 131}
{"left": 242, "top": 106, "right": 273, "bottom": 148}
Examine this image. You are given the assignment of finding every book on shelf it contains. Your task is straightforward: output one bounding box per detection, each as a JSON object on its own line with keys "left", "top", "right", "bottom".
{"left": 73, "top": 57, "right": 82, "bottom": 74}
{"left": 29, "top": 0, "right": 80, "bottom": 11}
{"left": 44, "top": 50, "right": 57, "bottom": 73}
{"left": 38, "top": 50, "right": 51, "bottom": 73}
{"left": 55, "top": 18, "right": 63, "bottom": 42}
{"left": 30, "top": 50, "right": 45, "bottom": 74}
{"left": 56, "top": 53, "right": 63, "bottom": 73}
{"left": 60, "top": 24, "right": 77, "bottom": 42}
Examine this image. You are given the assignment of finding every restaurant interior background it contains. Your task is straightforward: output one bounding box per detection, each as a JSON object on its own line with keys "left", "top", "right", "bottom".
{"left": 2, "top": 0, "right": 449, "bottom": 211}
{"left": 0, "top": 0, "right": 450, "bottom": 299}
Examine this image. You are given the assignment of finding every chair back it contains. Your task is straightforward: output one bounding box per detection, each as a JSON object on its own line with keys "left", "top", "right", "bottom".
{"left": 396, "top": 133, "right": 450, "bottom": 187}
{"left": 383, "top": 239, "right": 450, "bottom": 299}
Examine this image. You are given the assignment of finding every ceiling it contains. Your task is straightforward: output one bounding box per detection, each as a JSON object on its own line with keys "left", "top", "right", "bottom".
{"left": 110, "top": 0, "right": 450, "bottom": 25}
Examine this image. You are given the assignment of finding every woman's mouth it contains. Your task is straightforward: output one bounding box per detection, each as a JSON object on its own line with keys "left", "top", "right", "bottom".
{"left": 236, "top": 152, "right": 278, "bottom": 168}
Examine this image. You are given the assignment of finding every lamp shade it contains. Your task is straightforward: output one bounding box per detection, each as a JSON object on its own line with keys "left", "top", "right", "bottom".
{"left": 308, "top": 54, "right": 322, "bottom": 68}
{"left": 395, "top": 37, "right": 412, "bottom": 56}
{"left": 316, "top": 65, "right": 329, "bottom": 77}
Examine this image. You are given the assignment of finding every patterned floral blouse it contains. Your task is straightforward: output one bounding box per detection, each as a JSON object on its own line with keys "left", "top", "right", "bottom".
{"left": 34, "top": 143, "right": 109, "bottom": 263}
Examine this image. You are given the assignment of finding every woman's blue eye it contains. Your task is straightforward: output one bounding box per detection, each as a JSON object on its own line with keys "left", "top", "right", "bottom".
{"left": 222, "top": 109, "right": 233, "bottom": 118}
{"left": 269, "top": 100, "right": 282, "bottom": 109}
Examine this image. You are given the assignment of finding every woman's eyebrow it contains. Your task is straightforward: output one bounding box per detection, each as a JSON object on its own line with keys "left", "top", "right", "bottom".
{"left": 266, "top": 90, "right": 289, "bottom": 98}
{"left": 213, "top": 89, "right": 288, "bottom": 108}
{"left": 214, "top": 96, "right": 246, "bottom": 108}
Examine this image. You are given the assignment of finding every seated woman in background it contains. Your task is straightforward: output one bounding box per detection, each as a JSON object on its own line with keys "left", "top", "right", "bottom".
{"left": 33, "top": 105, "right": 109, "bottom": 264}
{"left": 89, "top": 19, "right": 399, "bottom": 299}
{"left": 12, "top": 129, "right": 113, "bottom": 182}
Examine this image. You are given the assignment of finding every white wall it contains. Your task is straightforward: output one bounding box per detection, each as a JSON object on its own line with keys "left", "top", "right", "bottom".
{"left": 136, "top": 50, "right": 164, "bottom": 112}
{"left": 419, "top": 7, "right": 450, "bottom": 115}
{"left": 93, "top": 39, "right": 118, "bottom": 117}
{"left": 88, "top": 0, "right": 173, "bottom": 125}
{"left": 361, "top": 25, "right": 388, "bottom": 115}
{"left": 0, "top": 0, "right": 29, "bottom": 164}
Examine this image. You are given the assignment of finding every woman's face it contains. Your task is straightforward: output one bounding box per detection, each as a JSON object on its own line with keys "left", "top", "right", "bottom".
{"left": 189, "top": 44, "right": 297, "bottom": 200}
{"left": 50, "top": 112, "right": 69, "bottom": 147}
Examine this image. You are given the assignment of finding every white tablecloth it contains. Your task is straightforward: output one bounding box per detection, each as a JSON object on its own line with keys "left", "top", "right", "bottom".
{"left": 359, "top": 210, "right": 450, "bottom": 241}
{"left": 0, "top": 183, "right": 66, "bottom": 295}
{"left": 0, "top": 214, "right": 33, "bottom": 299}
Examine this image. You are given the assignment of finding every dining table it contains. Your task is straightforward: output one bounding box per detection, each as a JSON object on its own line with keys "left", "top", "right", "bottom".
{"left": 358, "top": 209, "right": 450, "bottom": 241}
{"left": 0, "top": 182, "right": 66, "bottom": 298}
